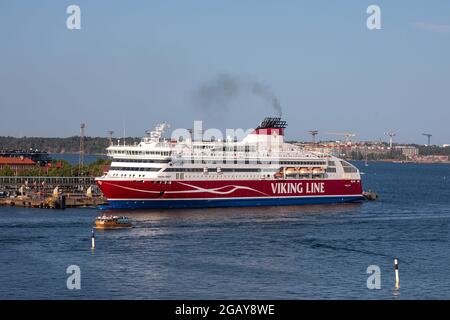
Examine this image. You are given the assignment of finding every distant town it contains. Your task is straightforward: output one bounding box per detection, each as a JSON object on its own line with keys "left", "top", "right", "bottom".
{"left": 0, "top": 134, "right": 449, "bottom": 172}
{"left": 292, "top": 141, "right": 449, "bottom": 163}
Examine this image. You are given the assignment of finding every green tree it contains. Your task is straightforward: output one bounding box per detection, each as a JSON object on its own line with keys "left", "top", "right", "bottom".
{"left": 47, "top": 159, "right": 75, "bottom": 176}
{"left": 0, "top": 166, "right": 14, "bottom": 176}
{"left": 22, "top": 167, "right": 44, "bottom": 176}
{"left": 88, "top": 158, "right": 111, "bottom": 176}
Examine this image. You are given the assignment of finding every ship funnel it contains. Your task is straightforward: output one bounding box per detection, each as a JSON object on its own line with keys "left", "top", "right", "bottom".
{"left": 256, "top": 117, "right": 287, "bottom": 130}
{"left": 242, "top": 117, "right": 287, "bottom": 144}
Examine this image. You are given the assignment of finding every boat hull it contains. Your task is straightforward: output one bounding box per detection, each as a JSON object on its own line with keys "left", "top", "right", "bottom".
{"left": 96, "top": 178, "right": 364, "bottom": 209}
{"left": 94, "top": 222, "right": 133, "bottom": 229}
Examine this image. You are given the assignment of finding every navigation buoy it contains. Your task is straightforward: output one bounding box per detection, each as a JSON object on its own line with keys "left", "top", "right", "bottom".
{"left": 91, "top": 229, "right": 95, "bottom": 250}
{"left": 394, "top": 258, "right": 399, "bottom": 288}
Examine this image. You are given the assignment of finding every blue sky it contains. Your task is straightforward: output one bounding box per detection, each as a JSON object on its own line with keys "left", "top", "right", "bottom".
{"left": 0, "top": 0, "right": 449, "bottom": 144}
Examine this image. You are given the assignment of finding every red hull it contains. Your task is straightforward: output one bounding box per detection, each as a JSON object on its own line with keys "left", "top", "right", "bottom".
{"left": 96, "top": 179, "right": 363, "bottom": 200}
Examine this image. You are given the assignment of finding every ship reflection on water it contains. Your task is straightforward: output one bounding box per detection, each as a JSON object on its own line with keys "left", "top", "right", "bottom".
{"left": 94, "top": 203, "right": 364, "bottom": 251}
{"left": 100, "top": 202, "right": 363, "bottom": 225}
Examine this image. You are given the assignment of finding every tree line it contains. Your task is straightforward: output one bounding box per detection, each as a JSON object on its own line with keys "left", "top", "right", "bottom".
{"left": 0, "top": 158, "right": 111, "bottom": 177}
{"left": 0, "top": 136, "right": 141, "bottom": 154}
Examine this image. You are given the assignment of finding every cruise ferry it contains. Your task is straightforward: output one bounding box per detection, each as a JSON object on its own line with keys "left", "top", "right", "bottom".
{"left": 96, "top": 117, "right": 364, "bottom": 209}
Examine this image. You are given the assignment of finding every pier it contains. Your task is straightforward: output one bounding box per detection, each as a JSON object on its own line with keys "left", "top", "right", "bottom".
{"left": 0, "top": 195, "right": 107, "bottom": 209}
{"left": 0, "top": 176, "right": 107, "bottom": 209}
{"left": 0, "top": 176, "right": 96, "bottom": 189}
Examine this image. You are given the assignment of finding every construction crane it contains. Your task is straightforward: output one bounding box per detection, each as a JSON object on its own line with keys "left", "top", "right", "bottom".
{"left": 79, "top": 123, "right": 85, "bottom": 175}
{"left": 326, "top": 132, "right": 356, "bottom": 145}
{"left": 422, "top": 133, "right": 432, "bottom": 146}
{"left": 308, "top": 130, "right": 318, "bottom": 144}
{"left": 384, "top": 132, "right": 396, "bottom": 148}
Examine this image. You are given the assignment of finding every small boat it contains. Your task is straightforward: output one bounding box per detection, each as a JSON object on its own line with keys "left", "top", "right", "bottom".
{"left": 94, "top": 215, "right": 133, "bottom": 229}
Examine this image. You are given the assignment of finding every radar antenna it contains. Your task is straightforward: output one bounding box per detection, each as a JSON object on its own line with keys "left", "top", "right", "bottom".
{"left": 145, "top": 123, "right": 170, "bottom": 142}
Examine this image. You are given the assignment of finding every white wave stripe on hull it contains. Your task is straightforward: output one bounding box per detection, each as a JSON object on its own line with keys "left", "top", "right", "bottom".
{"left": 107, "top": 194, "right": 364, "bottom": 201}
{"left": 102, "top": 181, "right": 268, "bottom": 196}
{"left": 177, "top": 182, "right": 268, "bottom": 196}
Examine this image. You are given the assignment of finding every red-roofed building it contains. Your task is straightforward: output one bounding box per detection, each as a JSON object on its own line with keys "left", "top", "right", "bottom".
{"left": 0, "top": 157, "right": 36, "bottom": 173}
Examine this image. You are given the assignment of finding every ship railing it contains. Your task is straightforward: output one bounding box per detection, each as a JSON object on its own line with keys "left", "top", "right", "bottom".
{"left": 0, "top": 176, "right": 96, "bottom": 186}
{"left": 107, "top": 149, "right": 327, "bottom": 160}
{"left": 175, "top": 152, "right": 327, "bottom": 159}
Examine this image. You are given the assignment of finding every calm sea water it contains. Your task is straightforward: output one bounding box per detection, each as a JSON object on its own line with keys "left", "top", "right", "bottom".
{"left": 50, "top": 153, "right": 107, "bottom": 165}
{"left": 0, "top": 161, "right": 449, "bottom": 299}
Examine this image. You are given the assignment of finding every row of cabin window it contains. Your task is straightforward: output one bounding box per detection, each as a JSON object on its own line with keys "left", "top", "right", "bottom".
{"left": 165, "top": 168, "right": 263, "bottom": 173}
{"left": 113, "top": 159, "right": 171, "bottom": 163}
{"left": 280, "top": 161, "right": 327, "bottom": 165}
{"left": 181, "top": 160, "right": 327, "bottom": 165}
{"left": 110, "top": 173, "right": 148, "bottom": 178}
{"left": 112, "top": 151, "right": 171, "bottom": 156}
{"left": 280, "top": 173, "right": 328, "bottom": 179}
{"left": 109, "top": 167, "right": 161, "bottom": 171}
{"left": 340, "top": 161, "right": 358, "bottom": 173}
{"left": 183, "top": 159, "right": 325, "bottom": 165}
{"left": 193, "top": 146, "right": 257, "bottom": 152}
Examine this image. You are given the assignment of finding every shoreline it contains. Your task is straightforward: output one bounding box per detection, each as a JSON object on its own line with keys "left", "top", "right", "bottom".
{"left": 348, "top": 159, "right": 450, "bottom": 164}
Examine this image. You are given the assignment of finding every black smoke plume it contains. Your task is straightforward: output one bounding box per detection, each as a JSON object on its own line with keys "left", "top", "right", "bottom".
{"left": 193, "top": 74, "right": 282, "bottom": 117}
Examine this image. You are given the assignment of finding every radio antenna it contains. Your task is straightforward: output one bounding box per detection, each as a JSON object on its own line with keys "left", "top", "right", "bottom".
{"left": 123, "top": 120, "right": 126, "bottom": 146}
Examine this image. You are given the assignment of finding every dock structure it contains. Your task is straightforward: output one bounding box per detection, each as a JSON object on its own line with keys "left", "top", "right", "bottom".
{"left": 0, "top": 176, "right": 107, "bottom": 209}
{"left": 0, "top": 195, "right": 107, "bottom": 209}
{"left": 0, "top": 176, "right": 96, "bottom": 192}
{"left": 0, "top": 176, "right": 101, "bottom": 195}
